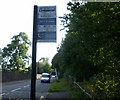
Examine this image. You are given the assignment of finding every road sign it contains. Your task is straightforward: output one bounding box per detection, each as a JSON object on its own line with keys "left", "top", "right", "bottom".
{"left": 38, "top": 6, "right": 56, "bottom": 18}
{"left": 31, "top": 5, "right": 56, "bottom": 100}
{"left": 37, "top": 25, "right": 56, "bottom": 32}
{"left": 37, "top": 18, "right": 56, "bottom": 25}
{"left": 37, "top": 32, "right": 56, "bottom": 42}
{"left": 37, "top": 6, "right": 56, "bottom": 42}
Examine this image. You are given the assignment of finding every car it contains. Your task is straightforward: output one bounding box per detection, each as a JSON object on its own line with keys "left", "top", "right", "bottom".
{"left": 41, "top": 73, "right": 50, "bottom": 83}
{"left": 51, "top": 75, "right": 57, "bottom": 78}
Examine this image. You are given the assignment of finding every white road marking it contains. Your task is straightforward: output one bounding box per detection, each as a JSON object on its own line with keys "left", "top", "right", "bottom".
{"left": 0, "top": 93, "right": 5, "bottom": 96}
{"left": 23, "top": 85, "right": 30, "bottom": 88}
{"left": 5, "top": 93, "right": 10, "bottom": 95}
{"left": 1, "top": 84, "right": 30, "bottom": 96}
{"left": 0, "top": 92, "right": 10, "bottom": 96}
{"left": 11, "top": 88, "right": 21, "bottom": 92}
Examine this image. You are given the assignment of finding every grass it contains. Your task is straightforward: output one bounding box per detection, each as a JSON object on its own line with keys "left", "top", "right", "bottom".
{"left": 48, "top": 78, "right": 69, "bottom": 92}
{"left": 49, "top": 78, "right": 97, "bottom": 99}
{"left": 79, "top": 82, "right": 97, "bottom": 96}
{"left": 69, "top": 87, "right": 89, "bottom": 99}
{"left": 69, "top": 82, "right": 97, "bottom": 99}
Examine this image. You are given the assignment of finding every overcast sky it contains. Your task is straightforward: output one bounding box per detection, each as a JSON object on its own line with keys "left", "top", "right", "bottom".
{"left": 0, "top": 0, "right": 70, "bottom": 64}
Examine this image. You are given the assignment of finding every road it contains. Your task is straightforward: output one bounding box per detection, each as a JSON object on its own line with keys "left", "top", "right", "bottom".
{"left": 1, "top": 79, "right": 53, "bottom": 99}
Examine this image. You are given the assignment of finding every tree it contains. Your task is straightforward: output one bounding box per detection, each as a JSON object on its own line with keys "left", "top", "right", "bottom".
{"left": 52, "top": 2, "right": 120, "bottom": 98}
{"left": 0, "top": 48, "right": 2, "bottom": 69}
{"left": 36, "top": 57, "right": 51, "bottom": 74}
{"left": 2, "top": 32, "right": 31, "bottom": 71}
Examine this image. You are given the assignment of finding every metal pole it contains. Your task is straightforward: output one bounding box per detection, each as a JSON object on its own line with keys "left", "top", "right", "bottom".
{"left": 31, "top": 5, "right": 37, "bottom": 100}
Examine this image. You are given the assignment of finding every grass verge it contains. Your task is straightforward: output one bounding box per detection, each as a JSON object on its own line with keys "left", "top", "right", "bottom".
{"left": 49, "top": 78, "right": 96, "bottom": 99}
{"left": 70, "top": 81, "right": 97, "bottom": 99}
{"left": 79, "top": 82, "right": 97, "bottom": 97}
{"left": 48, "top": 78, "right": 69, "bottom": 92}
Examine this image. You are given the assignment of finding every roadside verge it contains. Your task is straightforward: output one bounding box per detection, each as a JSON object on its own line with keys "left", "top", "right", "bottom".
{"left": 45, "top": 78, "right": 70, "bottom": 100}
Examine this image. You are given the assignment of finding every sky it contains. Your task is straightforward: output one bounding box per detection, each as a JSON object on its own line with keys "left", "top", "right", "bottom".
{"left": 0, "top": 0, "right": 70, "bottom": 64}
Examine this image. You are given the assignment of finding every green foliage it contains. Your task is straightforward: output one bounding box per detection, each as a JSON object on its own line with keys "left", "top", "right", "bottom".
{"left": 2, "top": 32, "right": 31, "bottom": 72}
{"left": 69, "top": 86, "right": 90, "bottom": 99}
{"left": 48, "top": 78, "right": 69, "bottom": 92}
{"left": 0, "top": 48, "right": 2, "bottom": 65}
{"left": 52, "top": 2, "right": 120, "bottom": 98}
{"left": 36, "top": 57, "right": 51, "bottom": 74}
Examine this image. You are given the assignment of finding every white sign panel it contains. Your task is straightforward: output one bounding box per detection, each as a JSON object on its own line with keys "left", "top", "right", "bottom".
{"left": 37, "top": 25, "right": 56, "bottom": 32}
{"left": 37, "top": 6, "right": 56, "bottom": 42}
{"left": 38, "top": 12, "right": 56, "bottom": 18}
{"left": 38, "top": 6, "right": 56, "bottom": 18}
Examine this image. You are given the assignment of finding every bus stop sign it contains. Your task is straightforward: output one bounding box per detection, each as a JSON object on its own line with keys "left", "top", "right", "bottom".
{"left": 37, "top": 6, "right": 56, "bottom": 42}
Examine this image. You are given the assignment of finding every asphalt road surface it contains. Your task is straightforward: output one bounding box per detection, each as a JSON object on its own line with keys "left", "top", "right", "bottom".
{"left": 1, "top": 78, "right": 53, "bottom": 99}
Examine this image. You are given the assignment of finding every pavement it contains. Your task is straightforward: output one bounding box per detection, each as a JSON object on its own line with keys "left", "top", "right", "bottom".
{"left": 45, "top": 91, "right": 70, "bottom": 100}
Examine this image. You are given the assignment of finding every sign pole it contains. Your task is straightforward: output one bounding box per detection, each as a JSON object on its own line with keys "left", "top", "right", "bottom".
{"left": 31, "top": 5, "right": 56, "bottom": 99}
{"left": 31, "top": 5, "right": 38, "bottom": 100}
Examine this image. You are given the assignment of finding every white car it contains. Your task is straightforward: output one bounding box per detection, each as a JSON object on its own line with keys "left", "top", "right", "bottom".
{"left": 41, "top": 73, "right": 50, "bottom": 83}
{"left": 51, "top": 75, "right": 57, "bottom": 78}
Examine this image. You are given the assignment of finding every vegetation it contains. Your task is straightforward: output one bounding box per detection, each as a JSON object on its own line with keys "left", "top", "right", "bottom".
{"left": 49, "top": 78, "right": 92, "bottom": 99}
{"left": 0, "top": 48, "right": 2, "bottom": 65}
{"left": 52, "top": 2, "right": 120, "bottom": 99}
{"left": 2, "top": 32, "right": 31, "bottom": 72}
{"left": 36, "top": 57, "right": 52, "bottom": 74}
{"left": 1, "top": 32, "right": 52, "bottom": 74}
{"left": 48, "top": 78, "right": 69, "bottom": 92}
